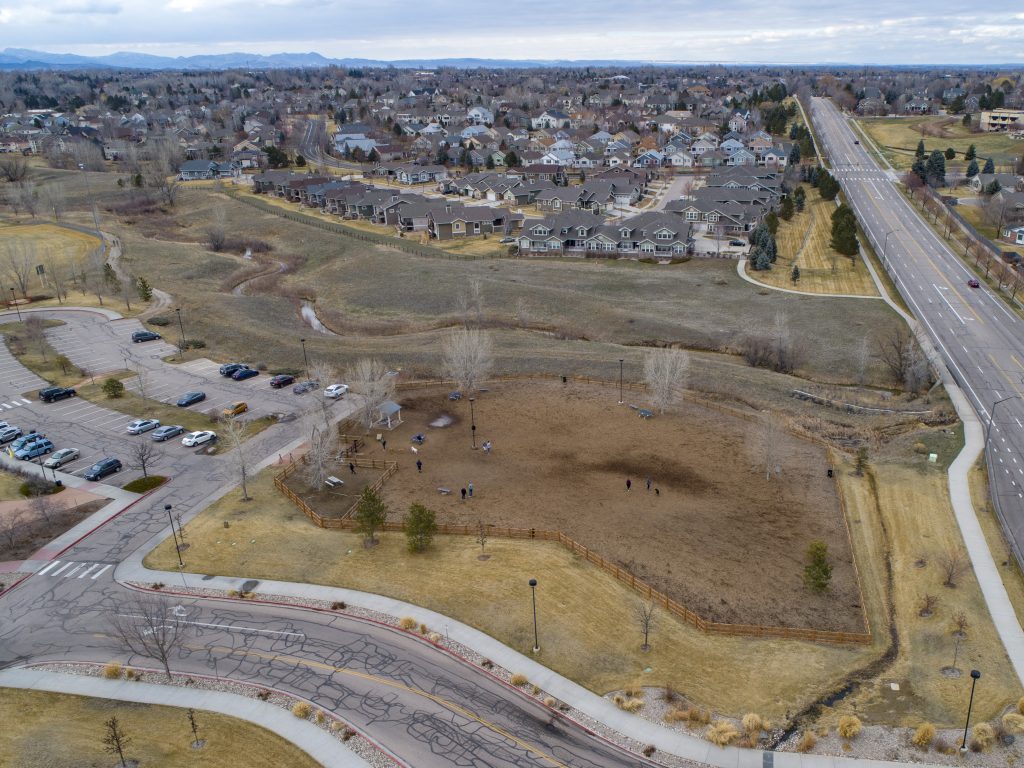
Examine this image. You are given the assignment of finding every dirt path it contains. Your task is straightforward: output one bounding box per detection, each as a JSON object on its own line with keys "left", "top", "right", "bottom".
{"left": 102, "top": 231, "right": 173, "bottom": 318}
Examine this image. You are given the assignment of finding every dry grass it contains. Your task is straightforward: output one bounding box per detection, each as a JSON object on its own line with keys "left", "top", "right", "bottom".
{"left": 290, "top": 701, "right": 311, "bottom": 719}
{"left": 742, "top": 712, "right": 764, "bottom": 734}
{"left": 0, "top": 470, "right": 27, "bottom": 502}
{"left": 706, "top": 719, "right": 740, "bottom": 747}
{"left": 613, "top": 695, "right": 644, "bottom": 712}
{"left": 837, "top": 714, "right": 862, "bottom": 739}
{"left": 972, "top": 722, "right": 995, "bottom": 749}
{"left": 912, "top": 722, "right": 936, "bottom": 748}
{"left": 101, "top": 661, "right": 122, "bottom": 680}
{"left": 0, "top": 687, "right": 319, "bottom": 768}
{"left": 1003, "top": 713, "right": 1024, "bottom": 733}
{"left": 797, "top": 730, "right": 818, "bottom": 752}
{"left": 745, "top": 188, "right": 878, "bottom": 296}
{"left": 1, "top": 319, "right": 80, "bottom": 389}
{"left": 510, "top": 673, "right": 529, "bottom": 687}
{"left": 856, "top": 116, "right": 1023, "bottom": 171}
{"left": 398, "top": 617, "right": 417, "bottom": 631}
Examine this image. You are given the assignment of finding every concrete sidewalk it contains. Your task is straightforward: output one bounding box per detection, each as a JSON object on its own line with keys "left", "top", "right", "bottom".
{"left": 0, "top": 667, "right": 368, "bottom": 768}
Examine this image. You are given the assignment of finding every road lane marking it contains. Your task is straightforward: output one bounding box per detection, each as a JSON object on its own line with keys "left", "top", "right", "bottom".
{"left": 935, "top": 284, "right": 966, "bottom": 325}
{"left": 89, "top": 564, "right": 112, "bottom": 579}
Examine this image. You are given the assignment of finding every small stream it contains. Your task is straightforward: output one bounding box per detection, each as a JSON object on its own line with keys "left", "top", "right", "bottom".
{"left": 301, "top": 300, "right": 336, "bottom": 335}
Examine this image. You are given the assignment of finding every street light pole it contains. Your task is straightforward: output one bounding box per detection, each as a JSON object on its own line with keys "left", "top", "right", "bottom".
{"left": 166, "top": 504, "right": 183, "bottom": 567}
{"left": 529, "top": 578, "right": 539, "bottom": 653}
{"left": 469, "top": 397, "right": 477, "bottom": 450}
{"left": 299, "top": 338, "right": 309, "bottom": 382}
{"left": 10, "top": 288, "right": 21, "bottom": 322}
{"left": 618, "top": 358, "right": 624, "bottom": 404}
{"left": 175, "top": 307, "right": 186, "bottom": 360}
{"left": 882, "top": 229, "right": 896, "bottom": 268}
{"left": 986, "top": 395, "right": 1020, "bottom": 450}
{"left": 961, "top": 669, "right": 982, "bottom": 752}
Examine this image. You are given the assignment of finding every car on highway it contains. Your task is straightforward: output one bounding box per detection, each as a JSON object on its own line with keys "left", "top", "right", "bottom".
{"left": 231, "top": 367, "right": 259, "bottom": 381}
{"left": 15, "top": 438, "right": 53, "bottom": 460}
{"left": 222, "top": 401, "right": 248, "bottom": 418}
{"left": 853, "top": 139, "right": 860, "bottom": 145}
{"left": 0, "top": 426, "right": 22, "bottom": 444}
{"left": 324, "top": 383, "right": 349, "bottom": 399}
{"left": 84, "top": 457, "right": 121, "bottom": 480}
{"left": 182, "top": 430, "right": 216, "bottom": 447}
{"left": 270, "top": 374, "right": 295, "bottom": 389}
{"left": 44, "top": 447, "right": 80, "bottom": 468}
{"left": 152, "top": 425, "right": 185, "bottom": 442}
{"left": 38, "top": 386, "right": 76, "bottom": 402}
{"left": 968, "top": 279, "right": 981, "bottom": 288}
{"left": 293, "top": 380, "right": 319, "bottom": 395}
{"left": 176, "top": 391, "right": 206, "bottom": 407}
{"left": 126, "top": 418, "right": 160, "bottom": 435}
{"left": 131, "top": 330, "right": 161, "bottom": 343}
{"left": 219, "top": 363, "right": 247, "bottom": 377}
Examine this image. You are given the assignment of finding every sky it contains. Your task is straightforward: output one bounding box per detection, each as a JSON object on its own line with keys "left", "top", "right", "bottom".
{"left": 1, "top": 0, "right": 1023, "bottom": 64}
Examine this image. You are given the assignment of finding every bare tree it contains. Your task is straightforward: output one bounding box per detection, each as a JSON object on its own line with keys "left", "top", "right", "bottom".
{"left": 24, "top": 315, "right": 49, "bottom": 360}
{"left": 0, "top": 155, "right": 29, "bottom": 182}
{"left": 146, "top": 142, "right": 183, "bottom": 206}
{"left": 855, "top": 336, "right": 871, "bottom": 387}
{"left": 301, "top": 404, "right": 338, "bottom": 488}
{"left": 40, "top": 183, "right": 65, "bottom": 221}
{"left": 45, "top": 257, "right": 69, "bottom": 304}
{"left": 111, "top": 595, "right": 186, "bottom": 680}
{"left": 772, "top": 312, "right": 804, "bottom": 374}
{"left": 306, "top": 359, "right": 337, "bottom": 389}
{"left": 0, "top": 509, "right": 26, "bottom": 550}
{"left": 873, "top": 325, "right": 916, "bottom": 387}
{"left": 348, "top": 357, "right": 396, "bottom": 429}
{"left": 29, "top": 491, "right": 57, "bottom": 525}
{"left": 441, "top": 328, "right": 494, "bottom": 394}
{"left": 120, "top": 277, "right": 137, "bottom": 310}
{"left": 513, "top": 297, "right": 530, "bottom": 328}
{"left": 83, "top": 246, "right": 108, "bottom": 306}
{"left": 206, "top": 206, "right": 227, "bottom": 252}
{"left": 17, "top": 181, "right": 38, "bottom": 218}
{"left": 476, "top": 520, "right": 489, "bottom": 560}
{"left": 939, "top": 547, "right": 970, "bottom": 588}
{"left": 759, "top": 411, "right": 779, "bottom": 481}
{"left": 221, "top": 417, "right": 253, "bottom": 500}
{"left": 635, "top": 599, "right": 656, "bottom": 651}
{"left": 642, "top": 348, "right": 690, "bottom": 413}
{"left": 2, "top": 184, "right": 23, "bottom": 216}
{"left": 128, "top": 441, "right": 159, "bottom": 478}
{"left": 102, "top": 716, "right": 133, "bottom": 768}
{"left": 5, "top": 240, "right": 34, "bottom": 298}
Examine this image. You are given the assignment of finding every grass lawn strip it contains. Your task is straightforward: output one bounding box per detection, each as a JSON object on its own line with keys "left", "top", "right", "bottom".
{"left": 0, "top": 688, "right": 320, "bottom": 768}
{"left": 855, "top": 116, "right": 1023, "bottom": 172}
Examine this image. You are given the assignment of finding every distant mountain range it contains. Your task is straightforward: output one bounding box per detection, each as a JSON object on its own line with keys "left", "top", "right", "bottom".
{"left": 0, "top": 48, "right": 666, "bottom": 71}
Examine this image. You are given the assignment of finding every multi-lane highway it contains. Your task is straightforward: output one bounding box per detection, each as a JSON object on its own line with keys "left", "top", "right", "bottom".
{"left": 810, "top": 97, "right": 1024, "bottom": 563}
{"left": 0, "top": 308, "right": 653, "bottom": 767}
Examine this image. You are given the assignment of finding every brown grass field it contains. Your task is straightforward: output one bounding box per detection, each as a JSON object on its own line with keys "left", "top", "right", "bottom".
{"left": 0, "top": 688, "right": 320, "bottom": 768}
{"left": 855, "top": 116, "right": 1024, "bottom": 172}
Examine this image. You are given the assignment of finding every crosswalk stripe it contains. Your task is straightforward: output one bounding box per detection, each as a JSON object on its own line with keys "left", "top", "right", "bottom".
{"left": 77, "top": 563, "right": 100, "bottom": 578}
{"left": 36, "top": 560, "right": 62, "bottom": 575}
{"left": 49, "top": 562, "right": 76, "bottom": 576}
{"left": 62, "top": 563, "right": 84, "bottom": 577}
{"left": 19, "top": 398, "right": 30, "bottom": 405}
{"left": 90, "top": 564, "right": 112, "bottom": 579}
{"left": 1, "top": 404, "right": 11, "bottom": 409}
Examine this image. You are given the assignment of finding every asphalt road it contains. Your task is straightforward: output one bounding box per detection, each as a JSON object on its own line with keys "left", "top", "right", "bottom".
{"left": 0, "top": 309, "right": 652, "bottom": 768}
{"left": 810, "top": 97, "right": 1024, "bottom": 563}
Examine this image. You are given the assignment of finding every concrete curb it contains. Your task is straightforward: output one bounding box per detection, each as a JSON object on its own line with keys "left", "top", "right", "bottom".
{"left": 0, "top": 666, "right": 369, "bottom": 768}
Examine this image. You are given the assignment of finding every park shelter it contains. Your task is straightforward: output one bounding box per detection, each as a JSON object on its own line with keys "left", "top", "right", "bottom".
{"left": 376, "top": 401, "right": 403, "bottom": 429}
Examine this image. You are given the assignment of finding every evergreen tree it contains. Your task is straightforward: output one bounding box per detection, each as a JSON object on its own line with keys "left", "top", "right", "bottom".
{"left": 984, "top": 180, "right": 1002, "bottom": 195}
{"left": 830, "top": 204, "right": 860, "bottom": 256}
{"left": 804, "top": 541, "right": 832, "bottom": 593}
{"left": 485, "top": 154, "right": 495, "bottom": 169}
{"left": 779, "top": 195, "right": 795, "bottom": 221}
{"left": 816, "top": 169, "right": 840, "bottom": 201}
{"left": 764, "top": 211, "right": 779, "bottom": 235}
{"left": 793, "top": 186, "right": 806, "bottom": 212}
{"left": 965, "top": 144, "right": 976, "bottom": 161}
{"left": 911, "top": 156, "right": 928, "bottom": 185}
{"left": 915, "top": 139, "right": 926, "bottom": 159}
{"left": 404, "top": 503, "right": 438, "bottom": 553}
{"left": 136, "top": 277, "right": 152, "bottom": 302}
{"left": 962, "top": 113, "right": 972, "bottom": 128}
{"left": 944, "top": 147, "right": 956, "bottom": 161}
{"left": 983, "top": 158, "right": 995, "bottom": 174}
{"left": 788, "top": 144, "right": 801, "bottom": 165}
{"left": 435, "top": 144, "right": 448, "bottom": 165}
{"left": 504, "top": 150, "right": 519, "bottom": 168}
{"left": 367, "top": 148, "right": 379, "bottom": 163}
{"left": 925, "top": 150, "right": 946, "bottom": 187}
{"left": 791, "top": 264, "right": 800, "bottom": 284}
{"left": 966, "top": 159, "right": 979, "bottom": 178}
{"left": 294, "top": 154, "right": 306, "bottom": 167}
{"left": 354, "top": 488, "right": 389, "bottom": 545}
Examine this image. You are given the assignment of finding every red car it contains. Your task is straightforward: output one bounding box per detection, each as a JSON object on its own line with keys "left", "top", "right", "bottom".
{"left": 269, "top": 374, "right": 295, "bottom": 388}
{"left": 968, "top": 279, "right": 980, "bottom": 288}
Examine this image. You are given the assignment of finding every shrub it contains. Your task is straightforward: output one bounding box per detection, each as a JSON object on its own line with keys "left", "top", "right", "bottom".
{"left": 427, "top": 632, "right": 442, "bottom": 643}
{"left": 341, "top": 728, "right": 356, "bottom": 742}
{"left": 623, "top": 683, "right": 643, "bottom": 697}
{"left": 331, "top": 601, "right": 346, "bottom": 610}
{"left": 933, "top": 735, "right": 954, "bottom": 754}
{"left": 665, "top": 708, "right": 690, "bottom": 723}
{"left": 616, "top": 697, "right": 644, "bottom": 713}
{"left": 804, "top": 540, "right": 832, "bottom": 593}
{"left": 912, "top": 722, "right": 936, "bottom": 748}
{"left": 398, "top": 617, "right": 417, "bottom": 631}
{"left": 707, "top": 720, "right": 740, "bottom": 747}
{"left": 972, "top": 722, "right": 995, "bottom": 749}
{"left": 742, "top": 713, "right": 763, "bottom": 734}
{"left": 102, "top": 377, "right": 125, "bottom": 398}
{"left": 543, "top": 696, "right": 557, "bottom": 708}
{"left": 182, "top": 339, "right": 206, "bottom": 349}
{"left": 642, "top": 745, "right": 656, "bottom": 757}
{"left": 837, "top": 715, "right": 862, "bottom": 739}
{"left": 418, "top": 623, "right": 428, "bottom": 635}
{"left": 688, "top": 707, "right": 711, "bottom": 725}
{"left": 797, "top": 731, "right": 817, "bottom": 753}
{"left": 314, "top": 710, "right": 326, "bottom": 725}
{"left": 662, "top": 686, "right": 677, "bottom": 703}
{"left": 1003, "top": 713, "right": 1024, "bottom": 733}
{"left": 148, "top": 316, "right": 171, "bottom": 326}
{"left": 291, "top": 701, "right": 311, "bottom": 719}
{"left": 531, "top": 684, "right": 541, "bottom": 695}
{"left": 256, "top": 690, "right": 271, "bottom": 701}
{"left": 510, "top": 673, "right": 528, "bottom": 687}
{"left": 103, "top": 662, "right": 123, "bottom": 679}
{"left": 330, "top": 721, "right": 344, "bottom": 732}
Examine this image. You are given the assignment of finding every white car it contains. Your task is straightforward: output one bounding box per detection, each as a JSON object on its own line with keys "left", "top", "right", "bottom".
{"left": 44, "top": 447, "right": 80, "bottom": 468}
{"left": 324, "top": 384, "right": 349, "bottom": 399}
{"left": 126, "top": 418, "right": 160, "bottom": 435}
{"left": 182, "top": 430, "right": 216, "bottom": 447}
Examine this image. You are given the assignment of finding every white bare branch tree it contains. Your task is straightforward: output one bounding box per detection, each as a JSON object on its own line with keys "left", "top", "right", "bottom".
{"left": 642, "top": 348, "right": 690, "bottom": 413}
{"left": 301, "top": 405, "right": 338, "bottom": 488}
{"left": 221, "top": 417, "right": 253, "bottom": 501}
{"left": 441, "top": 328, "right": 494, "bottom": 394}
{"left": 5, "top": 240, "right": 35, "bottom": 298}
{"left": 347, "top": 357, "right": 395, "bottom": 430}
{"left": 111, "top": 595, "right": 186, "bottom": 681}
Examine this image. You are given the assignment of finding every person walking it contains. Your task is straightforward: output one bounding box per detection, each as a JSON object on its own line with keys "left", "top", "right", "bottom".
{"left": 645, "top": 477, "right": 652, "bottom": 492}
{"left": 626, "top": 478, "right": 632, "bottom": 491}
{"left": 461, "top": 488, "right": 467, "bottom": 501}
{"left": 382, "top": 439, "right": 387, "bottom": 451}
{"left": 416, "top": 459, "right": 422, "bottom": 473}
{"left": 468, "top": 481, "right": 474, "bottom": 498}
{"left": 349, "top": 462, "right": 356, "bottom": 474}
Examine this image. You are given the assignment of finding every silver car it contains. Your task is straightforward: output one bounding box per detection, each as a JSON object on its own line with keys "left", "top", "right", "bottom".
{"left": 44, "top": 447, "right": 80, "bottom": 468}
{"left": 126, "top": 418, "right": 160, "bottom": 435}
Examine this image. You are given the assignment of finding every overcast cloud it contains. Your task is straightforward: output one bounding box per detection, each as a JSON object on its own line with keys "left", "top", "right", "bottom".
{"left": 1, "top": 0, "right": 1022, "bottom": 64}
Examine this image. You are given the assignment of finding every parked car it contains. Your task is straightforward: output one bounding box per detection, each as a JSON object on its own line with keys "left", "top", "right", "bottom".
{"left": 293, "top": 380, "right": 319, "bottom": 395}
{"left": 222, "top": 402, "right": 248, "bottom": 418}
{"left": 270, "top": 374, "right": 295, "bottom": 389}
{"left": 15, "top": 438, "right": 54, "bottom": 460}
{"left": 11, "top": 432, "right": 43, "bottom": 452}
{"left": 219, "top": 363, "right": 247, "bottom": 377}
{"left": 131, "top": 330, "right": 161, "bottom": 343}
{"left": 182, "top": 430, "right": 216, "bottom": 447}
{"left": 231, "top": 368, "right": 259, "bottom": 381}
{"left": 176, "top": 391, "right": 206, "bottom": 407}
{"left": 499, "top": 237, "right": 515, "bottom": 244}
{"left": 448, "top": 391, "right": 462, "bottom": 401}
{"left": 44, "top": 447, "right": 80, "bottom": 468}
{"left": 126, "top": 418, "right": 160, "bottom": 435}
{"left": 728, "top": 240, "right": 745, "bottom": 247}
{"left": 324, "top": 384, "right": 349, "bottom": 399}
{"left": 152, "top": 425, "right": 185, "bottom": 442}
{"left": 968, "top": 279, "right": 981, "bottom": 288}
{"left": 84, "top": 457, "right": 121, "bottom": 480}
{"left": 0, "top": 426, "right": 23, "bottom": 444}
{"left": 39, "top": 386, "right": 76, "bottom": 402}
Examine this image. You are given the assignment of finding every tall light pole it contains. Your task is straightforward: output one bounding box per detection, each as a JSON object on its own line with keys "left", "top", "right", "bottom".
{"left": 175, "top": 307, "right": 186, "bottom": 360}
{"left": 299, "top": 338, "right": 309, "bottom": 381}
{"left": 618, "top": 358, "right": 624, "bottom": 404}
{"left": 960, "top": 669, "right": 981, "bottom": 752}
{"left": 469, "top": 396, "right": 477, "bottom": 450}
{"left": 166, "top": 503, "right": 183, "bottom": 568}
{"left": 528, "top": 578, "right": 539, "bottom": 653}
{"left": 9, "top": 287, "right": 21, "bottom": 322}
{"left": 986, "top": 395, "right": 1020, "bottom": 450}
{"left": 882, "top": 229, "right": 896, "bottom": 268}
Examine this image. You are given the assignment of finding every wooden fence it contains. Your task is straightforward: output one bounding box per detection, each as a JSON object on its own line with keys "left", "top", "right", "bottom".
{"left": 274, "top": 455, "right": 399, "bottom": 526}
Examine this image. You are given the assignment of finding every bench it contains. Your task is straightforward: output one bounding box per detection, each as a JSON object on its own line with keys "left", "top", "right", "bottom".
{"left": 325, "top": 476, "right": 344, "bottom": 488}
{"left": 437, "top": 487, "right": 451, "bottom": 495}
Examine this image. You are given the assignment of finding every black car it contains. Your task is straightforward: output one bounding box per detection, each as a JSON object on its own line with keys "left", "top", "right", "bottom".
{"left": 219, "top": 363, "right": 248, "bottom": 377}
{"left": 270, "top": 374, "right": 295, "bottom": 389}
{"left": 292, "top": 380, "right": 319, "bottom": 395}
{"left": 39, "top": 386, "right": 76, "bottom": 403}
{"left": 84, "top": 457, "right": 121, "bottom": 481}
{"left": 176, "top": 391, "right": 206, "bottom": 407}
{"left": 131, "top": 330, "right": 161, "bottom": 343}
{"left": 232, "top": 368, "right": 259, "bottom": 381}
